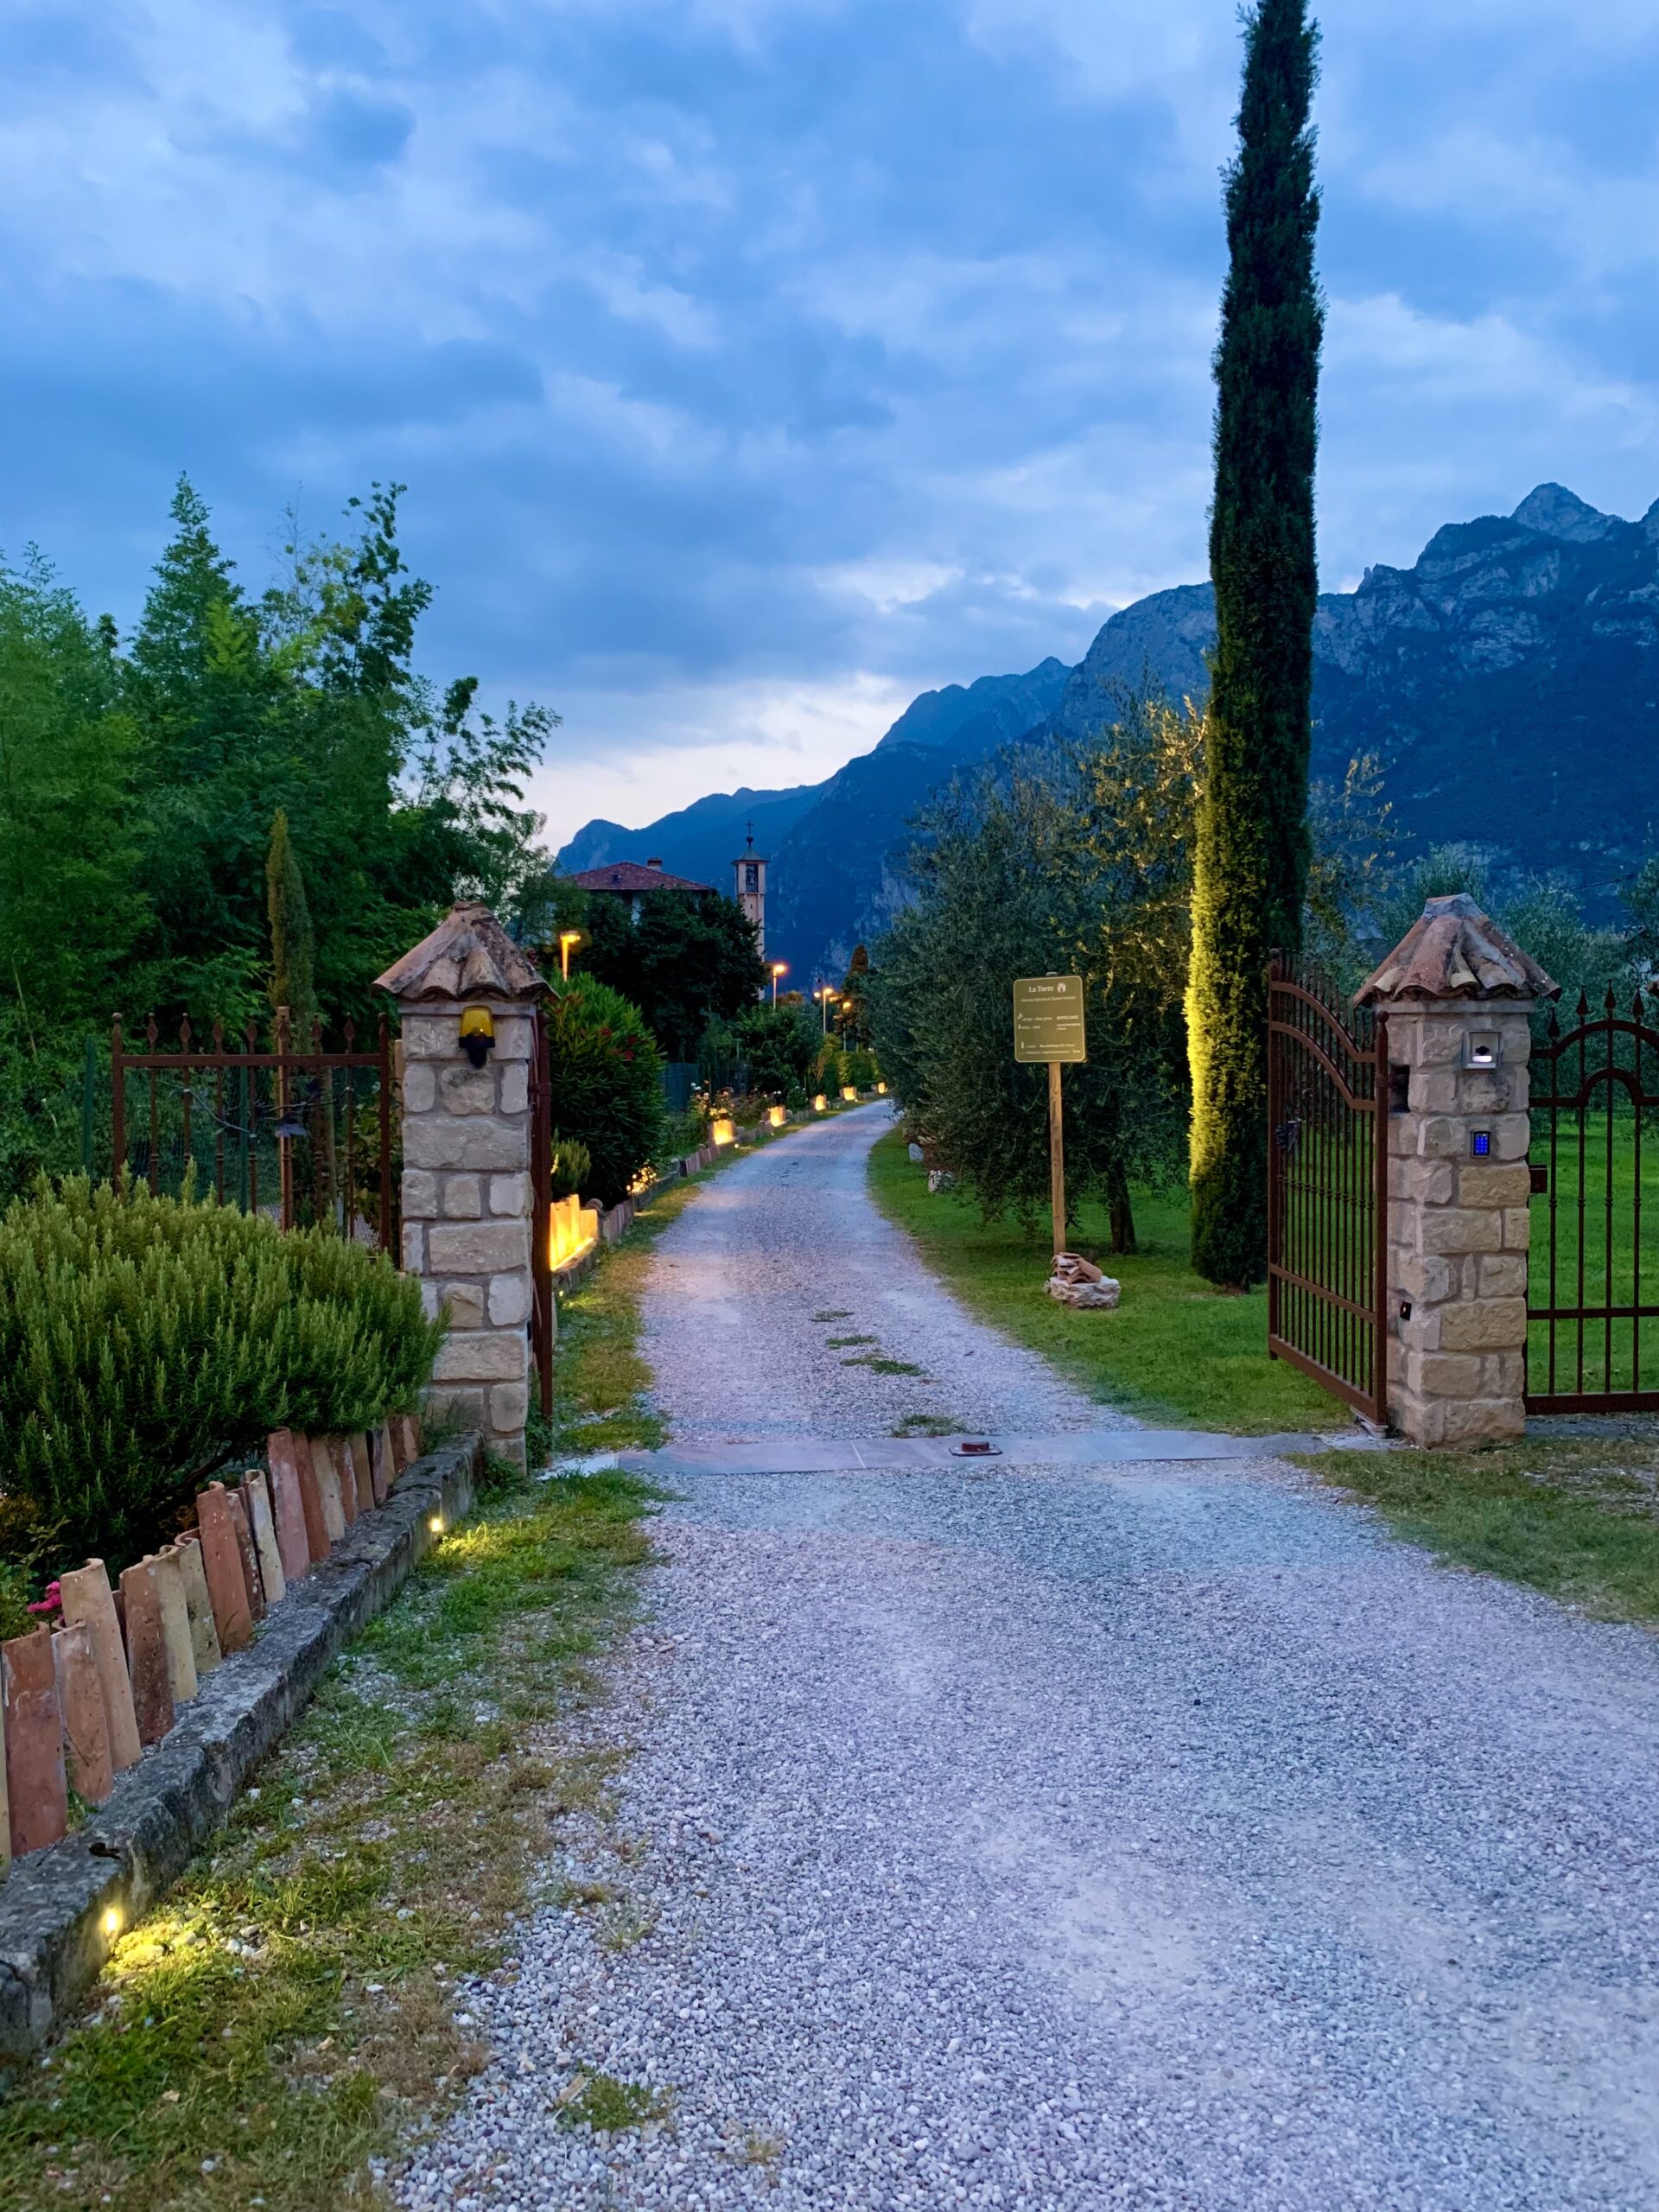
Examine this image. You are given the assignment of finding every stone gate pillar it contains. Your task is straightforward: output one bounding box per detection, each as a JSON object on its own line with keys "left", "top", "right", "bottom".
{"left": 375, "top": 903, "right": 546, "bottom": 1467}
{"left": 1356, "top": 894, "right": 1557, "bottom": 1447}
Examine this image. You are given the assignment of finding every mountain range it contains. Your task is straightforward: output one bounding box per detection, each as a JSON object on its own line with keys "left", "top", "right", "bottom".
{"left": 557, "top": 485, "right": 1659, "bottom": 982}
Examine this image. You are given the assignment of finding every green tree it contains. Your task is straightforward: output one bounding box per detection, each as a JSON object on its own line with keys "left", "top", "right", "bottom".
{"left": 265, "top": 809, "right": 318, "bottom": 1039}
{"left": 1188, "top": 0, "right": 1323, "bottom": 1287}
{"left": 730, "top": 1003, "right": 819, "bottom": 1100}
{"left": 838, "top": 944, "right": 873, "bottom": 1046}
{"left": 543, "top": 976, "right": 664, "bottom": 1206}
{"left": 577, "top": 889, "right": 766, "bottom": 1059}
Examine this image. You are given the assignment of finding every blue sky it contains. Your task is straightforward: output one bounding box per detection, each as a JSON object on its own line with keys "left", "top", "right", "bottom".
{"left": 3, "top": 1, "right": 1656, "bottom": 841}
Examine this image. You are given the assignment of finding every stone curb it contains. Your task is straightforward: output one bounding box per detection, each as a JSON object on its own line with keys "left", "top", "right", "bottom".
{"left": 0, "top": 1434, "right": 481, "bottom": 2063}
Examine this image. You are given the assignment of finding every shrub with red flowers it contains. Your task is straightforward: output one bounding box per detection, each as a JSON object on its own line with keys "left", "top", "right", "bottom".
{"left": 543, "top": 975, "right": 664, "bottom": 1207}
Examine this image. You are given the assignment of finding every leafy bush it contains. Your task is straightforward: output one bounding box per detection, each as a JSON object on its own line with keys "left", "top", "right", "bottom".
{"left": 730, "top": 1004, "right": 818, "bottom": 1098}
{"left": 543, "top": 976, "right": 664, "bottom": 1207}
{"left": 0, "top": 1178, "right": 443, "bottom": 1573}
{"left": 843, "top": 1046, "right": 878, "bottom": 1090}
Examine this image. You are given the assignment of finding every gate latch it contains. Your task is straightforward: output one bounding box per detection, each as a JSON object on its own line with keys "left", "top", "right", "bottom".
{"left": 1529, "top": 1163, "right": 1549, "bottom": 1197}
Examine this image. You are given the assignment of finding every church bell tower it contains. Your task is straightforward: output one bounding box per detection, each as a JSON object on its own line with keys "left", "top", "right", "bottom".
{"left": 733, "top": 825, "right": 768, "bottom": 959}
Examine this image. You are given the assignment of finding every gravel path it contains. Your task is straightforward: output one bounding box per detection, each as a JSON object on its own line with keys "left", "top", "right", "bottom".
{"left": 397, "top": 1113, "right": 1659, "bottom": 2210}
{"left": 638, "top": 1104, "right": 1122, "bottom": 1441}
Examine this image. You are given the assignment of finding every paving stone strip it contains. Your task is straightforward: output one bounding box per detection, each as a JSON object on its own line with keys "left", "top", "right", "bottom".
{"left": 399, "top": 1109, "right": 1659, "bottom": 2209}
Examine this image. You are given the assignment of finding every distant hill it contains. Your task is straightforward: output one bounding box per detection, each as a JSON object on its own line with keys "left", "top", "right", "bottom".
{"left": 558, "top": 486, "right": 1659, "bottom": 978}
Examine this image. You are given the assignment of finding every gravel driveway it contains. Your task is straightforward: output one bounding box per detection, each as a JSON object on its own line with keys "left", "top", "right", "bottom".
{"left": 398, "top": 1109, "right": 1659, "bottom": 2210}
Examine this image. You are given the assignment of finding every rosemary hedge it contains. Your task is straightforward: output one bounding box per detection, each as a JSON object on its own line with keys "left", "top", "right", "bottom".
{"left": 0, "top": 1178, "right": 443, "bottom": 1572}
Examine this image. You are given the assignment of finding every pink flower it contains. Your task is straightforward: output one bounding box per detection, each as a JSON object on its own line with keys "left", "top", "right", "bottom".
{"left": 28, "top": 1580, "right": 61, "bottom": 1620}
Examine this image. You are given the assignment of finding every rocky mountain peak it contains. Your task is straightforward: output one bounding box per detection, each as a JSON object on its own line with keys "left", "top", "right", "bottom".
{"left": 1510, "top": 483, "right": 1621, "bottom": 543}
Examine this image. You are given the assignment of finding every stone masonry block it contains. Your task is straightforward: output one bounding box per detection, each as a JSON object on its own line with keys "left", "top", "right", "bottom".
{"left": 1395, "top": 1157, "right": 1455, "bottom": 1205}
{"left": 402, "top": 1169, "right": 439, "bottom": 1218}
{"left": 1479, "top": 1351, "right": 1526, "bottom": 1399}
{"left": 1437, "top": 1297, "right": 1529, "bottom": 1353}
{"left": 428, "top": 1382, "right": 486, "bottom": 1427}
{"left": 404, "top": 1063, "right": 436, "bottom": 1113}
{"left": 1420, "top": 1207, "right": 1504, "bottom": 1256}
{"left": 1459, "top": 1163, "right": 1533, "bottom": 1208}
{"left": 432, "top": 1332, "right": 530, "bottom": 1384}
{"left": 489, "top": 1271, "right": 530, "bottom": 1325}
{"left": 1414, "top": 1020, "right": 1471, "bottom": 1066}
{"left": 493, "top": 1016, "right": 534, "bottom": 1060}
{"left": 1501, "top": 1206, "right": 1532, "bottom": 1250}
{"left": 1477, "top": 1253, "right": 1528, "bottom": 1299}
{"left": 428, "top": 1221, "right": 531, "bottom": 1274}
{"left": 1491, "top": 1114, "right": 1532, "bottom": 1162}
{"left": 439, "top": 1063, "right": 498, "bottom": 1116}
{"left": 1459, "top": 1068, "right": 1520, "bottom": 1116}
{"left": 442, "top": 1173, "right": 482, "bottom": 1218}
{"left": 440, "top": 1281, "right": 486, "bottom": 1330}
{"left": 1398, "top": 1252, "right": 1454, "bottom": 1304}
{"left": 499, "top": 1062, "right": 529, "bottom": 1116}
{"left": 404, "top": 1118, "right": 528, "bottom": 1173}
{"left": 490, "top": 1172, "right": 531, "bottom": 1217}
{"left": 402, "top": 1016, "right": 460, "bottom": 1059}
{"left": 1416, "top": 1116, "right": 1470, "bottom": 1160}
{"left": 1404, "top": 1351, "right": 1482, "bottom": 1400}
{"left": 420, "top": 1281, "right": 442, "bottom": 1322}
{"left": 402, "top": 1220, "right": 424, "bottom": 1272}
{"left": 1434, "top": 1395, "right": 1527, "bottom": 1447}
{"left": 1409, "top": 1067, "right": 1462, "bottom": 1115}
{"left": 490, "top": 1381, "right": 529, "bottom": 1433}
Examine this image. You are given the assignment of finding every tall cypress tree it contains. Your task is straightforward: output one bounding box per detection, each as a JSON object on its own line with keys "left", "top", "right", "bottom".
{"left": 1188, "top": 0, "right": 1323, "bottom": 1287}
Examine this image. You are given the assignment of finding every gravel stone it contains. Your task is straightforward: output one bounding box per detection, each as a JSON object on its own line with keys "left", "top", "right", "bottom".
{"left": 397, "top": 1109, "right": 1659, "bottom": 2209}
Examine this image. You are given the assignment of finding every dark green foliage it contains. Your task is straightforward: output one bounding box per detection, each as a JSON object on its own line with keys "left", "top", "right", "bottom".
{"left": 575, "top": 887, "right": 766, "bottom": 1058}
{"left": 1189, "top": 0, "right": 1323, "bottom": 1287}
{"left": 543, "top": 977, "right": 664, "bottom": 1206}
{"left": 264, "top": 809, "right": 318, "bottom": 1037}
{"left": 0, "top": 1178, "right": 442, "bottom": 1573}
{"left": 549, "top": 1135, "right": 592, "bottom": 1201}
{"left": 729, "top": 1003, "right": 819, "bottom": 1099}
{"left": 0, "top": 478, "right": 560, "bottom": 1196}
{"left": 870, "top": 741, "right": 1189, "bottom": 1247}
{"left": 838, "top": 944, "right": 873, "bottom": 1046}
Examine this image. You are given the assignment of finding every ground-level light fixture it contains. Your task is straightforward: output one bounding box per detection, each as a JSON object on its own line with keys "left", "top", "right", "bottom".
{"left": 428, "top": 1511, "right": 445, "bottom": 1536}
{"left": 101, "top": 1904, "right": 124, "bottom": 1939}
{"left": 813, "top": 1092, "right": 828, "bottom": 1112}
{"left": 711, "top": 1116, "right": 735, "bottom": 1147}
{"left": 767, "top": 1103, "right": 786, "bottom": 1128}
{"left": 841, "top": 1084, "right": 859, "bottom": 1102}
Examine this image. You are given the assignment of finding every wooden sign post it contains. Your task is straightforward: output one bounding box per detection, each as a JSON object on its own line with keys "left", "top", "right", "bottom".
{"left": 1013, "top": 976, "right": 1086, "bottom": 1258}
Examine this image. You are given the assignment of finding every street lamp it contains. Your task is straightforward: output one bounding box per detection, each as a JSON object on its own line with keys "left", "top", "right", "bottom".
{"left": 817, "top": 986, "right": 838, "bottom": 1035}
{"left": 558, "top": 931, "right": 582, "bottom": 982}
{"left": 770, "top": 962, "right": 788, "bottom": 1007}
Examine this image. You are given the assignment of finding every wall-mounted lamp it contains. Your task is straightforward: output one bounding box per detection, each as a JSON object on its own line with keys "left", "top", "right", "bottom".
{"left": 1464, "top": 1033, "right": 1500, "bottom": 1071}
{"left": 459, "top": 1006, "right": 495, "bottom": 1070}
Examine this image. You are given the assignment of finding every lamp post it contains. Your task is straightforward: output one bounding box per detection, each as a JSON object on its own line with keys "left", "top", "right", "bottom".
{"left": 558, "top": 931, "right": 582, "bottom": 982}
{"left": 770, "top": 962, "right": 788, "bottom": 1007}
{"left": 817, "top": 986, "right": 838, "bottom": 1035}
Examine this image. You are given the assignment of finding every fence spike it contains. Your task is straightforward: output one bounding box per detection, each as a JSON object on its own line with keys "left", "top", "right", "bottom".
{"left": 145, "top": 1013, "right": 159, "bottom": 1047}
{"left": 1576, "top": 990, "right": 1590, "bottom": 1022}
{"left": 1605, "top": 986, "right": 1618, "bottom": 1015}
{"left": 179, "top": 1014, "right": 192, "bottom": 1049}
{"left": 343, "top": 1018, "right": 356, "bottom": 1051}
{"left": 211, "top": 1019, "right": 224, "bottom": 1052}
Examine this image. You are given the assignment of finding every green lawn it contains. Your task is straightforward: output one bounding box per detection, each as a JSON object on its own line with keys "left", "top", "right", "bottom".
{"left": 1296, "top": 1431, "right": 1659, "bottom": 1627}
{"left": 866, "top": 1130, "right": 1345, "bottom": 1434}
{"left": 1529, "top": 1114, "right": 1659, "bottom": 1397}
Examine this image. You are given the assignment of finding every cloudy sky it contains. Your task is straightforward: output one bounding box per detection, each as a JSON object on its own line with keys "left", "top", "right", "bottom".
{"left": 4, "top": 1, "right": 1656, "bottom": 843}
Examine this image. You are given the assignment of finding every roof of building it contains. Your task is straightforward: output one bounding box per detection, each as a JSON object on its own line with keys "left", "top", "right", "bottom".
{"left": 1355, "top": 893, "right": 1560, "bottom": 1006}
{"left": 567, "top": 860, "right": 715, "bottom": 894}
{"left": 374, "top": 900, "right": 546, "bottom": 1002}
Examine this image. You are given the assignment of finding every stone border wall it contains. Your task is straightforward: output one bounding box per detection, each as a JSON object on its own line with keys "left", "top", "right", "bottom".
{"left": 0, "top": 1437, "right": 480, "bottom": 2063}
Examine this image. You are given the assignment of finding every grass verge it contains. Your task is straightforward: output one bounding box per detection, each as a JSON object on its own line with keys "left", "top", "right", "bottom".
{"left": 866, "top": 1128, "right": 1342, "bottom": 1435}
{"left": 0, "top": 1468, "right": 658, "bottom": 2210}
{"left": 1295, "top": 1427, "right": 1659, "bottom": 1625}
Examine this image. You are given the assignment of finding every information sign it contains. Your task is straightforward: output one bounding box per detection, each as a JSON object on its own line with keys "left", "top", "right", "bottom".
{"left": 1013, "top": 976, "right": 1087, "bottom": 1065}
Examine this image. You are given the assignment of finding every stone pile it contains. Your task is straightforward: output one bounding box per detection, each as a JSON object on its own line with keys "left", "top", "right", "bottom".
{"left": 1045, "top": 1253, "right": 1122, "bottom": 1310}
{"left": 0, "top": 1413, "right": 424, "bottom": 1875}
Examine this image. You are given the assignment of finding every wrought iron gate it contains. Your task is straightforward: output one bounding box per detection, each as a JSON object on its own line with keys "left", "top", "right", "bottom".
{"left": 1527, "top": 988, "right": 1659, "bottom": 1413}
{"left": 1267, "top": 954, "right": 1389, "bottom": 1422}
{"left": 111, "top": 1007, "right": 397, "bottom": 1249}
